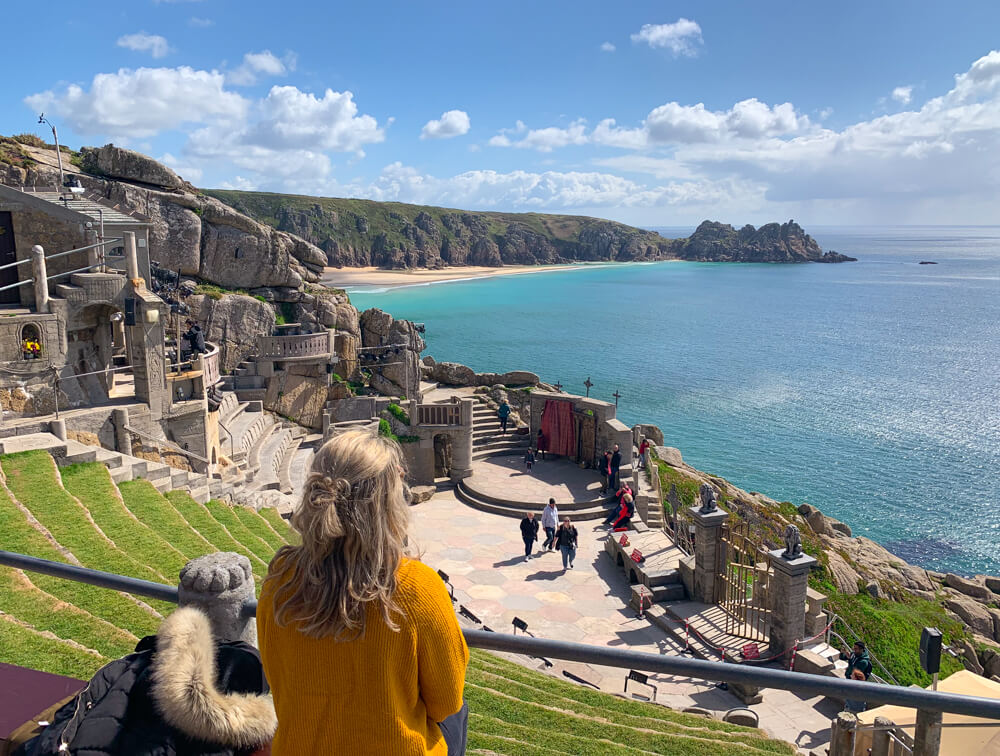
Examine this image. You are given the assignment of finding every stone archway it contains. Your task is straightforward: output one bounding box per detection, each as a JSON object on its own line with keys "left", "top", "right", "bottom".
{"left": 68, "top": 302, "right": 125, "bottom": 399}
{"left": 433, "top": 433, "right": 453, "bottom": 478}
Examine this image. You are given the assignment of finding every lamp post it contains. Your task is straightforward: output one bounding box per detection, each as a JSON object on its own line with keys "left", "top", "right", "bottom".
{"left": 37, "top": 114, "right": 65, "bottom": 188}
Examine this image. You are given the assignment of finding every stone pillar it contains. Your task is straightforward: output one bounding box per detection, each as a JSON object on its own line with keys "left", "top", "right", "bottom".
{"left": 50, "top": 419, "right": 66, "bottom": 441}
{"left": 123, "top": 231, "right": 140, "bottom": 281}
{"left": 913, "top": 709, "right": 942, "bottom": 756}
{"left": 112, "top": 407, "right": 130, "bottom": 454}
{"left": 85, "top": 227, "right": 100, "bottom": 270}
{"left": 870, "top": 716, "right": 893, "bottom": 756}
{"left": 30, "top": 245, "right": 49, "bottom": 314}
{"left": 178, "top": 552, "right": 257, "bottom": 644}
{"left": 766, "top": 549, "right": 817, "bottom": 662}
{"left": 829, "top": 711, "right": 857, "bottom": 756}
{"left": 448, "top": 398, "right": 475, "bottom": 482}
{"left": 689, "top": 505, "right": 728, "bottom": 604}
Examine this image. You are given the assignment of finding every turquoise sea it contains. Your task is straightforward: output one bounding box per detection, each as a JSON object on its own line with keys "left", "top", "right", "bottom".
{"left": 348, "top": 227, "right": 1000, "bottom": 577}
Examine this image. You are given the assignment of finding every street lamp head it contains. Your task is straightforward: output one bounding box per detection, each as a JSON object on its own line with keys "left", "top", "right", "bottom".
{"left": 38, "top": 113, "right": 45, "bottom": 124}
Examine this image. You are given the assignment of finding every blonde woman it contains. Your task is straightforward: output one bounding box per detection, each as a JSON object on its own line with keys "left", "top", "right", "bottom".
{"left": 257, "top": 430, "right": 469, "bottom": 755}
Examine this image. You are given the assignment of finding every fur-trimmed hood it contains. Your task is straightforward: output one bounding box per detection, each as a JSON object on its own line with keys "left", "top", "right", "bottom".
{"left": 150, "top": 607, "right": 277, "bottom": 748}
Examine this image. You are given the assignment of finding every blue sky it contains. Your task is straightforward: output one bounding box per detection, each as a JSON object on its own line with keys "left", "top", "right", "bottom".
{"left": 5, "top": 0, "right": 1000, "bottom": 225}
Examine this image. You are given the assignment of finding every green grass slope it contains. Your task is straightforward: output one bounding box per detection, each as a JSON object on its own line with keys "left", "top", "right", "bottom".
{"left": 231, "top": 505, "right": 287, "bottom": 552}
{"left": 0, "top": 615, "right": 107, "bottom": 680}
{"left": 61, "top": 463, "right": 189, "bottom": 584}
{"left": 203, "top": 501, "right": 278, "bottom": 564}
{"left": 164, "top": 491, "right": 269, "bottom": 580}
{"left": 1, "top": 452, "right": 173, "bottom": 618}
{"left": 117, "top": 480, "right": 217, "bottom": 560}
{"left": 258, "top": 507, "right": 296, "bottom": 542}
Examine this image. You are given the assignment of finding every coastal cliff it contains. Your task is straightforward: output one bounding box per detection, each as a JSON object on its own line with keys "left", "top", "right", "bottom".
{"left": 204, "top": 189, "right": 856, "bottom": 267}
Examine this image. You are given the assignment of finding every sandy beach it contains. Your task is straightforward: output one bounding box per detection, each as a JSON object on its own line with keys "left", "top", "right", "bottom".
{"left": 321, "top": 263, "right": 593, "bottom": 289}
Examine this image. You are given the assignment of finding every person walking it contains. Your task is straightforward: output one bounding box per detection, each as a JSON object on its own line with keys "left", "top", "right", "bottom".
{"left": 520, "top": 512, "right": 539, "bottom": 558}
{"left": 541, "top": 499, "right": 559, "bottom": 551}
{"left": 524, "top": 447, "right": 535, "bottom": 473}
{"left": 555, "top": 518, "right": 578, "bottom": 570}
{"left": 599, "top": 450, "right": 612, "bottom": 494}
{"left": 497, "top": 401, "right": 511, "bottom": 435}
{"left": 257, "top": 430, "right": 469, "bottom": 756}
{"left": 536, "top": 429, "right": 547, "bottom": 460}
{"left": 637, "top": 438, "right": 650, "bottom": 469}
{"left": 610, "top": 444, "right": 622, "bottom": 491}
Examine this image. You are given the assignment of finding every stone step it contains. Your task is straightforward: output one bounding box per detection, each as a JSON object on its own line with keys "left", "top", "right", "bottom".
{"left": 473, "top": 439, "right": 530, "bottom": 453}
{"left": 54, "top": 283, "right": 84, "bottom": 299}
{"left": 650, "top": 583, "right": 686, "bottom": 602}
{"left": 460, "top": 478, "right": 613, "bottom": 512}
{"left": 143, "top": 462, "right": 172, "bottom": 481}
{"left": 457, "top": 486, "right": 608, "bottom": 522}
{"left": 0, "top": 433, "right": 67, "bottom": 457}
{"left": 471, "top": 447, "right": 527, "bottom": 461}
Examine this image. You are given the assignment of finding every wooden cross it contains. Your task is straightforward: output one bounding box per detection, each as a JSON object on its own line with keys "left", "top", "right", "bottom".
{"left": 583, "top": 376, "right": 593, "bottom": 396}
{"left": 553, "top": 381, "right": 563, "bottom": 392}
{"left": 613, "top": 390, "right": 622, "bottom": 407}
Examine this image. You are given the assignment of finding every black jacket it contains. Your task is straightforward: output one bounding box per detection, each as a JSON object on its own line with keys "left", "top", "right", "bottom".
{"left": 520, "top": 517, "right": 539, "bottom": 541}
{"left": 610, "top": 450, "right": 621, "bottom": 472}
{"left": 554, "top": 525, "right": 578, "bottom": 550}
{"left": 18, "top": 608, "right": 275, "bottom": 756}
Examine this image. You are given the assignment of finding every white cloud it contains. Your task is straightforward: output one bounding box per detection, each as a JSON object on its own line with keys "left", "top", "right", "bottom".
{"left": 188, "top": 17, "right": 214, "bottom": 27}
{"left": 219, "top": 176, "right": 258, "bottom": 191}
{"left": 491, "top": 99, "right": 806, "bottom": 152}
{"left": 600, "top": 42, "right": 616, "bottom": 53}
{"left": 25, "top": 66, "right": 247, "bottom": 138}
{"left": 420, "top": 110, "right": 471, "bottom": 139}
{"left": 630, "top": 19, "right": 703, "bottom": 57}
{"left": 892, "top": 86, "right": 913, "bottom": 105}
{"left": 158, "top": 152, "right": 202, "bottom": 182}
{"left": 227, "top": 50, "right": 295, "bottom": 86}
{"left": 488, "top": 119, "right": 589, "bottom": 151}
{"left": 116, "top": 32, "right": 170, "bottom": 59}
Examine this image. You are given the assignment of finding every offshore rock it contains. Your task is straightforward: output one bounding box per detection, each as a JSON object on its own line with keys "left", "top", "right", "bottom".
{"left": 671, "top": 220, "right": 855, "bottom": 263}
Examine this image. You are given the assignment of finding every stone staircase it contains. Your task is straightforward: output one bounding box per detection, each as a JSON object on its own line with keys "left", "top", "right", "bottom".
{"left": 220, "top": 359, "right": 266, "bottom": 402}
{"left": 456, "top": 476, "right": 614, "bottom": 522}
{"left": 0, "top": 432, "right": 232, "bottom": 503}
{"left": 471, "top": 400, "right": 530, "bottom": 461}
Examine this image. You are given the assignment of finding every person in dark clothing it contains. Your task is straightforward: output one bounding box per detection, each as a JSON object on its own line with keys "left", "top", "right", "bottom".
{"left": 524, "top": 448, "right": 535, "bottom": 472}
{"left": 183, "top": 321, "right": 207, "bottom": 357}
{"left": 609, "top": 444, "right": 622, "bottom": 491}
{"left": 520, "top": 512, "right": 539, "bottom": 558}
{"left": 842, "top": 641, "right": 873, "bottom": 680}
{"left": 599, "top": 450, "right": 612, "bottom": 494}
{"left": 497, "top": 401, "right": 511, "bottom": 434}
{"left": 554, "top": 518, "right": 578, "bottom": 570}
{"left": 17, "top": 606, "right": 275, "bottom": 756}
{"left": 536, "top": 429, "right": 547, "bottom": 460}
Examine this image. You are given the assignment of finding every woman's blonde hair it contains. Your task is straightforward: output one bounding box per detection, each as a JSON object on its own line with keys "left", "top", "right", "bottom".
{"left": 265, "top": 429, "right": 410, "bottom": 640}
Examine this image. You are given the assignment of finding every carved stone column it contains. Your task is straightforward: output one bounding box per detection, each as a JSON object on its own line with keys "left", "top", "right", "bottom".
{"left": 766, "top": 549, "right": 817, "bottom": 662}
{"left": 689, "top": 505, "right": 728, "bottom": 604}
{"left": 178, "top": 552, "right": 257, "bottom": 644}
{"left": 30, "top": 245, "right": 48, "bottom": 314}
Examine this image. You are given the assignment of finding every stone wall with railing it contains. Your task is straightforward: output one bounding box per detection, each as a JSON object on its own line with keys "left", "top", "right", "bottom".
{"left": 256, "top": 331, "right": 334, "bottom": 360}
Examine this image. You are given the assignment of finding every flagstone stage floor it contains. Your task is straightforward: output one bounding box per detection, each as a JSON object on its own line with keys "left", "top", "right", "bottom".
{"left": 469, "top": 455, "right": 609, "bottom": 507}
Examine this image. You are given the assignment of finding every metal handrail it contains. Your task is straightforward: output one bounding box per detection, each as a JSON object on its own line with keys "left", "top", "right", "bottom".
{"left": 1, "top": 549, "right": 1000, "bottom": 722}
{"left": 0, "top": 237, "right": 124, "bottom": 273}
{"left": 122, "top": 424, "right": 210, "bottom": 465}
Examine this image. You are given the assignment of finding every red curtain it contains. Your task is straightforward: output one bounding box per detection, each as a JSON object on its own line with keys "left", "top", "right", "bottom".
{"left": 541, "top": 399, "right": 576, "bottom": 457}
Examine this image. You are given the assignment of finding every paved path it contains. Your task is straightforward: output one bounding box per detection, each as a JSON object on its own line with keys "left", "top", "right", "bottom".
{"left": 410, "top": 488, "right": 836, "bottom": 751}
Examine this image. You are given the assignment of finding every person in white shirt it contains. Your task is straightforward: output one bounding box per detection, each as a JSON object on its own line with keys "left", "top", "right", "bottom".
{"left": 541, "top": 499, "right": 559, "bottom": 551}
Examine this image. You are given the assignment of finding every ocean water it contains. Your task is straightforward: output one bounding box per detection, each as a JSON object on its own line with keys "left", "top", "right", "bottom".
{"left": 348, "top": 227, "right": 1000, "bottom": 577}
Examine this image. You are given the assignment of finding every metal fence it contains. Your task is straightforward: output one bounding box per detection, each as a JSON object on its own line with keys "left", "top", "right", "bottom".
{"left": 1, "top": 548, "right": 999, "bottom": 732}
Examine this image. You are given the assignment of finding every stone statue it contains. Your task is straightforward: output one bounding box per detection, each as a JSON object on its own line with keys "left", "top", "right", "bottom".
{"left": 782, "top": 524, "right": 804, "bottom": 559}
{"left": 697, "top": 483, "right": 718, "bottom": 514}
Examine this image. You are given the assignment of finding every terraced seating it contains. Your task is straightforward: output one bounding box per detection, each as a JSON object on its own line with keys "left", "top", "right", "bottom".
{"left": 466, "top": 651, "right": 795, "bottom": 755}
{"left": 0, "top": 448, "right": 292, "bottom": 679}
{"left": 203, "top": 500, "right": 278, "bottom": 564}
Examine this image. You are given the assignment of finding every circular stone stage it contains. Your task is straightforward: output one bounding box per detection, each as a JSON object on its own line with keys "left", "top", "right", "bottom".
{"left": 456, "top": 455, "right": 615, "bottom": 521}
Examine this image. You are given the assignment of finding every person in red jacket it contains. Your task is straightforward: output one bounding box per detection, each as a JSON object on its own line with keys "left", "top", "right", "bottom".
{"left": 609, "top": 494, "right": 634, "bottom": 531}
{"left": 637, "top": 439, "right": 650, "bottom": 469}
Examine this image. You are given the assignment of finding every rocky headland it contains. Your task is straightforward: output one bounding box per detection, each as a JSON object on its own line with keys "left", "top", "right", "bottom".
{"left": 205, "top": 189, "right": 856, "bottom": 268}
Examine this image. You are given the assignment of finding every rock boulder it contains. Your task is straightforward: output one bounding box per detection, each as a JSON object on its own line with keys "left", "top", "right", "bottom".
{"left": 82, "top": 144, "right": 186, "bottom": 189}
{"left": 826, "top": 551, "right": 861, "bottom": 595}
{"left": 945, "top": 596, "right": 997, "bottom": 638}
{"left": 431, "top": 361, "right": 476, "bottom": 386}
{"left": 635, "top": 424, "right": 664, "bottom": 446}
{"left": 945, "top": 574, "right": 993, "bottom": 602}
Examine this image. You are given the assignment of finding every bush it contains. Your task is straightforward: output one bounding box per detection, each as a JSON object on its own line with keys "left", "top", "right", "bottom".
{"left": 378, "top": 418, "right": 397, "bottom": 441}
{"left": 387, "top": 402, "right": 410, "bottom": 425}
{"left": 12, "top": 133, "right": 46, "bottom": 148}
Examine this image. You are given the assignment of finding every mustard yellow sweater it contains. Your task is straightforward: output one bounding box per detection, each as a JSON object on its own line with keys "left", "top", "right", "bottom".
{"left": 257, "top": 558, "right": 469, "bottom": 755}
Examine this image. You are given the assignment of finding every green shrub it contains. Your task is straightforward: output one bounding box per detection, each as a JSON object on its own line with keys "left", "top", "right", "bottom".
{"left": 378, "top": 418, "right": 396, "bottom": 441}
{"left": 387, "top": 402, "right": 410, "bottom": 425}
{"left": 12, "top": 133, "right": 46, "bottom": 148}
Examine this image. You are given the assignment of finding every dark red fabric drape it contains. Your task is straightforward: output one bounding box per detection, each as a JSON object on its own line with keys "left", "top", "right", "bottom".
{"left": 541, "top": 399, "right": 576, "bottom": 457}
